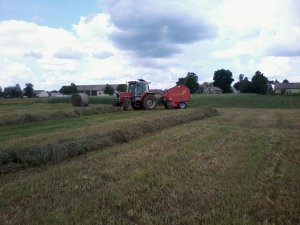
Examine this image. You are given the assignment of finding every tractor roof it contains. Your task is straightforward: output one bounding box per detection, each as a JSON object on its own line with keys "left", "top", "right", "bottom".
{"left": 128, "top": 79, "right": 150, "bottom": 84}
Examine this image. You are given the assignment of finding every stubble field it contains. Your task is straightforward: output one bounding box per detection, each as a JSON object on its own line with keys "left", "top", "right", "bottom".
{"left": 0, "top": 94, "right": 299, "bottom": 225}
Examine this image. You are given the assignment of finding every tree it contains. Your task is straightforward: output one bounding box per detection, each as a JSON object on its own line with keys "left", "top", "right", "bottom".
{"left": 23, "top": 83, "right": 34, "bottom": 98}
{"left": 213, "top": 69, "right": 234, "bottom": 93}
{"left": 177, "top": 77, "right": 186, "bottom": 85}
{"left": 103, "top": 84, "right": 115, "bottom": 95}
{"left": 234, "top": 75, "right": 253, "bottom": 93}
{"left": 283, "top": 79, "right": 289, "bottom": 83}
{"left": 176, "top": 72, "right": 200, "bottom": 94}
{"left": 251, "top": 71, "right": 269, "bottom": 95}
{"left": 59, "top": 83, "right": 78, "bottom": 95}
{"left": 70, "top": 83, "right": 78, "bottom": 94}
{"left": 116, "top": 84, "right": 127, "bottom": 92}
{"left": 238, "top": 74, "right": 244, "bottom": 82}
{"left": 0, "top": 86, "right": 3, "bottom": 97}
{"left": 3, "top": 84, "right": 23, "bottom": 98}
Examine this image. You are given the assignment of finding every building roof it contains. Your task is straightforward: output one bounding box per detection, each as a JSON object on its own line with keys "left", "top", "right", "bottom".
{"left": 204, "top": 86, "right": 223, "bottom": 91}
{"left": 77, "top": 84, "right": 119, "bottom": 91}
{"left": 34, "top": 90, "right": 47, "bottom": 94}
{"left": 274, "top": 82, "right": 300, "bottom": 90}
{"left": 211, "top": 87, "right": 223, "bottom": 91}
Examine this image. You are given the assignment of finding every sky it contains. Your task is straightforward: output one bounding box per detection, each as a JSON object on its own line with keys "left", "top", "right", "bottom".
{"left": 0, "top": 0, "right": 299, "bottom": 90}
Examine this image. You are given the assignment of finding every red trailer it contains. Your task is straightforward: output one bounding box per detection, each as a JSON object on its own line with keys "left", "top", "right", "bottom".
{"left": 161, "top": 85, "right": 190, "bottom": 109}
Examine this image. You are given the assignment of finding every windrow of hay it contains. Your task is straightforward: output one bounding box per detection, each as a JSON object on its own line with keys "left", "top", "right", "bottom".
{"left": 0, "top": 106, "right": 122, "bottom": 127}
{"left": 0, "top": 108, "right": 218, "bottom": 173}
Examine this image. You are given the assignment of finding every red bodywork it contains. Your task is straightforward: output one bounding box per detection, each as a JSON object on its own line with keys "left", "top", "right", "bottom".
{"left": 118, "top": 92, "right": 133, "bottom": 105}
{"left": 161, "top": 85, "right": 190, "bottom": 109}
{"left": 114, "top": 79, "right": 156, "bottom": 110}
{"left": 113, "top": 80, "right": 190, "bottom": 110}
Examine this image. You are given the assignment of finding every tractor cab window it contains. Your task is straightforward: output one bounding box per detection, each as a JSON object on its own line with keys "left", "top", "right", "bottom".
{"left": 136, "top": 82, "right": 148, "bottom": 96}
{"left": 128, "top": 83, "right": 136, "bottom": 93}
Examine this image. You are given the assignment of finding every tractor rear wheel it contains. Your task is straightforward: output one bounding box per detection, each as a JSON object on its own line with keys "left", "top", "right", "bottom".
{"left": 123, "top": 98, "right": 132, "bottom": 111}
{"left": 143, "top": 95, "right": 157, "bottom": 110}
{"left": 178, "top": 102, "right": 187, "bottom": 109}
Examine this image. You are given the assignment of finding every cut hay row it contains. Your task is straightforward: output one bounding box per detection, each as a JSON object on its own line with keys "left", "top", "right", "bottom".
{"left": 0, "top": 105, "right": 122, "bottom": 127}
{"left": 0, "top": 108, "right": 218, "bottom": 173}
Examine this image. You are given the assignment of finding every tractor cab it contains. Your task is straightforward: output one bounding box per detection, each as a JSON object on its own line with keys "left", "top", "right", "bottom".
{"left": 127, "top": 79, "right": 150, "bottom": 98}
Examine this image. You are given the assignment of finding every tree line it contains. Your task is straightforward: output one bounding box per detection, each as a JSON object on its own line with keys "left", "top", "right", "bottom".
{"left": 0, "top": 83, "right": 34, "bottom": 98}
{"left": 177, "top": 69, "right": 284, "bottom": 94}
{"left": 0, "top": 69, "right": 288, "bottom": 98}
{"left": 58, "top": 83, "right": 127, "bottom": 96}
{"left": 0, "top": 83, "right": 128, "bottom": 98}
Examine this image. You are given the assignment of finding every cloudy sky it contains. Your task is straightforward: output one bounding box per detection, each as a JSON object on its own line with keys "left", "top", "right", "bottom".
{"left": 0, "top": 0, "right": 299, "bottom": 90}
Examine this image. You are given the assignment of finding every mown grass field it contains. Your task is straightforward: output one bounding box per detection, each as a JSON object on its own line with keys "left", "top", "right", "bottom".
{"left": 0, "top": 94, "right": 299, "bottom": 225}
{"left": 1, "top": 93, "right": 299, "bottom": 109}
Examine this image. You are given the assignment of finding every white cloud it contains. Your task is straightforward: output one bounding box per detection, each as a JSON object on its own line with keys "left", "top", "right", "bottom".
{"left": 101, "top": 0, "right": 217, "bottom": 58}
{"left": 93, "top": 52, "right": 114, "bottom": 59}
{"left": 54, "top": 48, "right": 85, "bottom": 60}
{"left": 0, "top": 16, "right": 120, "bottom": 90}
{"left": 0, "top": 0, "right": 299, "bottom": 91}
{"left": 212, "top": 40, "right": 258, "bottom": 58}
{"left": 0, "top": 58, "right": 34, "bottom": 86}
{"left": 258, "top": 57, "right": 292, "bottom": 77}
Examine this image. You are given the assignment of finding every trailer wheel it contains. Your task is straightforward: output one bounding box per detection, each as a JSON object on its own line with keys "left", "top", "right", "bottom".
{"left": 178, "top": 102, "right": 187, "bottom": 109}
{"left": 123, "top": 98, "right": 132, "bottom": 111}
{"left": 143, "top": 95, "right": 157, "bottom": 110}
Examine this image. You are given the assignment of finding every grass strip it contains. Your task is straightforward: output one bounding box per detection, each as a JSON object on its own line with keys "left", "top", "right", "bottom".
{"left": 189, "top": 94, "right": 300, "bottom": 109}
{"left": 0, "top": 108, "right": 218, "bottom": 173}
{"left": 0, "top": 109, "right": 298, "bottom": 224}
{"left": 0, "top": 106, "right": 122, "bottom": 127}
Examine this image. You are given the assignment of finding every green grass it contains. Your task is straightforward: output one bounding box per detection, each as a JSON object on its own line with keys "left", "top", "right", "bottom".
{"left": 189, "top": 93, "right": 300, "bottom": 109}
{"left": 46, "top": 96, "right": 114, "bottom": 104}
{"left": 0, "top": 95, "right": 299, "bottom": 224}
{"left": 0, "top": 108, "right": 217, "bottom": 172}
{"left": 0, "top": 108, "right": 299, "bottom": 224}
{"left": 1, "top": 93, "right": 300, "bottom": 110}
{"left": 0, "top": 94, "right": 299, "bottom": 126}
{"left": 0, "top": 103, "right": 122, "bottom": 126}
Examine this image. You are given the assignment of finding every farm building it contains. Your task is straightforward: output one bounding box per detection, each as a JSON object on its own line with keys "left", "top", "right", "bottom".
{"left": 34, "top": 90, "right": 49, "bottom": 98}
{"left": 50, "top": 92, "right": 65, "bottom": 97}
{"left": 203, "top": 86, "right": 223, "bottom": 94}
{"left": 77, "top": 84, "right": 119, "bottom": 96}
{"left": 274, "top": 82, "right": 300, "bottom": 95}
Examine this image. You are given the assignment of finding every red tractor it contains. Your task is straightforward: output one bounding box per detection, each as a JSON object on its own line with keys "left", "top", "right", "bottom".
{"left": 113, "top": 79, "right": 157, "bottom": 111}
{"left": 113, "top": 79, "right": 191, "bottom": 110}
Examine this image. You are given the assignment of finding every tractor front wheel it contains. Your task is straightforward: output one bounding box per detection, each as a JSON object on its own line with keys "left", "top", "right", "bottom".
{"left": 143, "top": 95, "right": 157, "bottom": 110}
{"left": 123, "top": 98, "right": 132, "bottom": 111}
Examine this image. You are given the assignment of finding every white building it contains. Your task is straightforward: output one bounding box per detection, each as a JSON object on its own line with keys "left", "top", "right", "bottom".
{"left": 50, "top": 92, "right": 65, "bottom": 97}
{"left": 34, "top": 90, "right": 49, "bottom": 98}
{"left": 77, "top": 84, "right": 119, "bottom": 96}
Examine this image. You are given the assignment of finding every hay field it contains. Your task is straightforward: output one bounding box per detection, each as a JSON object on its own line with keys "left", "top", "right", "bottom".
{"left": 0, "top": 95, "right": 300, "bottom": 225}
